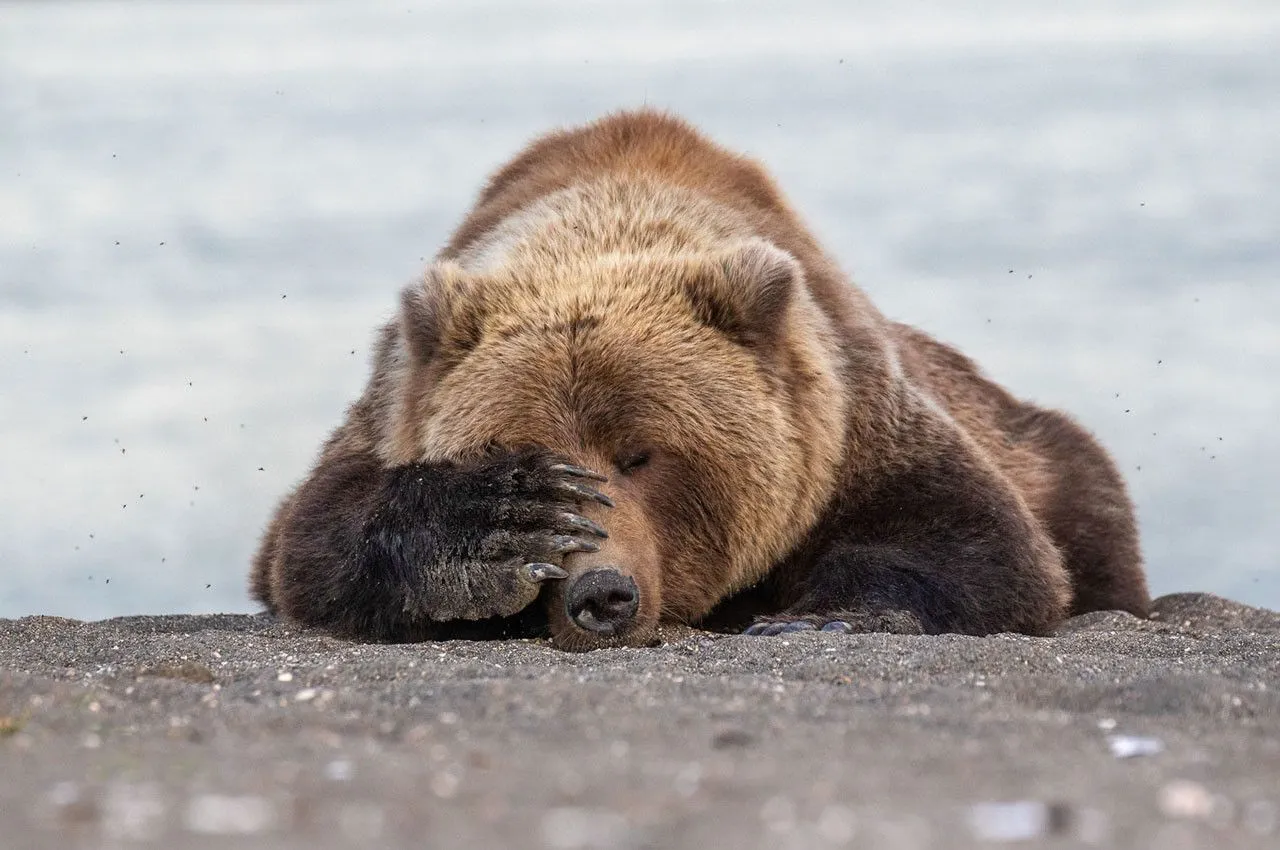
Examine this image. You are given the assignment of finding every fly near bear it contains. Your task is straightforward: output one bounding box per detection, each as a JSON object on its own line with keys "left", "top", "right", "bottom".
{"left": 251, "top": 110, "right": 1149, "bottom": 650}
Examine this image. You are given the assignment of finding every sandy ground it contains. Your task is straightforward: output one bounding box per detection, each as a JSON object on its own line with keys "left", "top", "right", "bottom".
{"left": 1, "top": 592, "right": 1277, "bottom": 849}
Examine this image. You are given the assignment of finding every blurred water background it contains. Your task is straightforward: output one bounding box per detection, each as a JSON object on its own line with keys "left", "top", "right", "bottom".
{"left": 2, "top": 1, "right": 1277, "bottom": 620}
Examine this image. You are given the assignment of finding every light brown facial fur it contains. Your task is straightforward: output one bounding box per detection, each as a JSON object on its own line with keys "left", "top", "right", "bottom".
{"left": 389, "top": 229, "right": 846, "bottom": 649}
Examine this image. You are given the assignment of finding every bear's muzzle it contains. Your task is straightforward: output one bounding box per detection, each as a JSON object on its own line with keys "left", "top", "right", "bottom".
{"left": 564, "top": 568, "right": 639, "bottom": 635}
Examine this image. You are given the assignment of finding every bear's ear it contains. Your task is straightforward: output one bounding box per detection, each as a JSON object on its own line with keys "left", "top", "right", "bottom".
{"left": 686, "top": 239, "right": 801, "bottom": 348}
{"left": 400, "top": 262, "right": 482, "bottom": 363}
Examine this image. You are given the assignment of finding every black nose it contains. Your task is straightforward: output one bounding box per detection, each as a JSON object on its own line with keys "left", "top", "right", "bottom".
{"left": 565, "top": 569, "right": 639, "bottom": 634}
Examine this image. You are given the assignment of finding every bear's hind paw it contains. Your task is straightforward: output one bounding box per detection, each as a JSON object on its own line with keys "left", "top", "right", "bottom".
{"left": 744, "top": 609, "right": 925, "bottom": 636}
{"left": 743, "top": 618, "right": 851, "bottom": 636}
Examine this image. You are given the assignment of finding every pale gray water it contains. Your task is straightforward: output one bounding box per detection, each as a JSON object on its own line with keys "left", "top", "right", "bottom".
{"left": 2, "top": 1, "right": 1277, "bottom": 620}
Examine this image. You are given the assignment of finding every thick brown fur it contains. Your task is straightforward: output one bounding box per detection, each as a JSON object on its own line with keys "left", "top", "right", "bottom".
{"left": 251, "top": 110, "right": 1148, "bottom": 649}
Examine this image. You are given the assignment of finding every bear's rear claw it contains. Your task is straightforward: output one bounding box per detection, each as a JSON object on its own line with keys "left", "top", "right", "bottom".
{"left": 744, "top": 619, "right": 848, "bottom": 636}
{"left": 745, "top": 621, "right": 792, "bottom": 636}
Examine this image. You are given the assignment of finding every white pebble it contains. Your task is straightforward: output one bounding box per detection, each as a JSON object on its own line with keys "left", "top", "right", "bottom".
{"left": 967, "top": 801, "right": 1051, "bottom": 842}
{"left": 815, "top": 804, "right": 858, "bottom": 844}
{"left": 47, "top": 781, "right": 82, "bottom": 808}
{"left": 540, "top": 807, "right": 629, "bottom": 849}
{"left": 102, "top": 782, "right": 166, "bottom": 841}
{"left": 276, "top": 672, "right": 292, "bottom": 682}
{"left": 183, "top": 794, "right": 275, "bottom": 835}
{"left": 759, "top": 795, "right": 796, "bottom": 833}
{"left": 324, "top": 759, "right": 354, "bottom": 782}
{"left": 294, "top": 688, "right": 317, "bottom": 702}
{"left": 1107, "top": 734, "right": 1163, "bottom": 758}
{"left": 430, "top": 769, "right": 460, "bottom": 799}
{"left": 674, "top": 763, "right": 702, "bottom": 798}
{"left": 1158, "top": 780, "right": 1213, "bottom": 819}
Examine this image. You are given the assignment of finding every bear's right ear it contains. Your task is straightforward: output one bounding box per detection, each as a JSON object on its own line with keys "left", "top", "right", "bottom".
{"left": 400, "top": 262, "right": 478, "bottom": 363}
{"left": 686, "top": 239, "right": 802, "bottom": 349}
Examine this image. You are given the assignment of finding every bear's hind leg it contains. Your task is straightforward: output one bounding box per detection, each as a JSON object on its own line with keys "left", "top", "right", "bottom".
{"left": 1014, "top": 407, "right": 1149, "bottom": 617}
{"left": 743, "top": 435, "right": 1071, "bottom": 638}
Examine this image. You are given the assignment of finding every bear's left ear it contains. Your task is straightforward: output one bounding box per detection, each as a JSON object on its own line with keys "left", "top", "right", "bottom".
{"left": 686, "top": 239, "right": 801, "bottom": 349}
{"left": 400, "top": 261, "right": 484, "bottom": 364}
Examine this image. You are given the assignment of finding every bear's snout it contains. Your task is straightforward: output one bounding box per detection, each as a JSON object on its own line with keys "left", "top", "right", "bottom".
{"left": 564, "top": 568, "right": 639, "bottom": 634}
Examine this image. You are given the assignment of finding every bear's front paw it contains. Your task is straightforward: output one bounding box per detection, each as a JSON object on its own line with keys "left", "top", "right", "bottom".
{"left": 744, "top": 609, "right": 926, "bottom": 636}
{"left": 413, "top": 451, "right": 614, "bottom": 621}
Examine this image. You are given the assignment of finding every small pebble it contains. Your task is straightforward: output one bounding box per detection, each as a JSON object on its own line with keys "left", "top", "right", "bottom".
{"left": 430, "top": 769, "right": 460, "bottom": 799}
{"left": 759, "top": 795, "right": 796, "bottom": 833}
{"left": 1243, "top": 800, "right": 1278, "bottom": 835}
{"left": 323, "top": 759, "right": 353, "bottom": 782}
{"left": 967, "top": 801, "right": 1051, "bottom": 842}
{"left": 673, "top": 762, "right": 701, "bottom": 798}
{"left": 1158, "top": 780, "right": 1213, "bottom": 819}
{"left": 1107, "top": 734, "right": 1163, "bottom": 758}
{"left": 540, "top": 807, "right": 630, "bottom": 849}
{"left": 815, "top": 804, "right": 858, "bottom": 843}
{"left": 102, "top": 782, "right": 166, "bottom": 841}
{"left": 183, "top": 794, "right": 275, "bottom": 835}
{"left": 711, "top": 728, "right": 754, "bottom": 749}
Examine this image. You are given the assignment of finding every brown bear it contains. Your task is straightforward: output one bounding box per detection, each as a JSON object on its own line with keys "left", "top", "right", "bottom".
{"left": 250, "top": 110, "right": 1149, "bottom": 650}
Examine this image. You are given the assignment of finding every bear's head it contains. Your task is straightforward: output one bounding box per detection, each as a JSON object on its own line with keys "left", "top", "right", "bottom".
{"left": 389, "top": 239, "right": 847, "bottom": 649}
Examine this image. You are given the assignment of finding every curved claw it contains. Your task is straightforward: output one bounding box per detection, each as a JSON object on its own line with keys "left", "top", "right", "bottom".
{"left": 744, "top": 620, "right": 826, "bottom": 636}
{"left": 561, "top": 512, "right": 608, "bottom": 539}
{"left": 526, "top": 563, "right": 569, "bottom": 583}
{"left": 558, "top": 481, "right": 615, "bottom": 509}
{"left": 549, "top": 463, "right": 609, "bottom": 483}
{"left": 548, "top": 534, "right": 601, "bottom": 555}
{"left": 744, "top": 622, "right": 789, "bottom": 636}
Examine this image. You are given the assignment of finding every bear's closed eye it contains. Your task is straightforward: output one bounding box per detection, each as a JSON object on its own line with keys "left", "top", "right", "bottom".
{"left": 615, "top": 451, "right": 651, "bottom": 475}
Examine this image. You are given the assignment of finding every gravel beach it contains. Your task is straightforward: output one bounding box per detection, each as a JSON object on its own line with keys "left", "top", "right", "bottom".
{"left": 2, "top": 592, "right": 1277, "bottom": 849}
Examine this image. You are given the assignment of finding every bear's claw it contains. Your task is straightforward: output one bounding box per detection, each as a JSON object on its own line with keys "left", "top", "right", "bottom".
{"left": 560, "top": 512, "right": 609, "bottom": 538}
{"left": 525, "top": 563, "right": 569, "bottom": 583}
{"left": 548, "top": 534, "right": 601, "bottom": 555}
{"left": 743, "top": 619, "right": 852, "bottom": 636}
{"left": 549, "top": 462, "right": 609, "bottom": 482}
{"left": 744, "top": 610, "right": 925, "bottom": 636}
{"left": 557, "top": 480, "right": 616, "bottom": 508}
